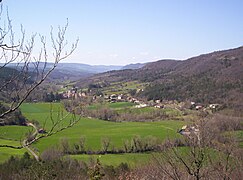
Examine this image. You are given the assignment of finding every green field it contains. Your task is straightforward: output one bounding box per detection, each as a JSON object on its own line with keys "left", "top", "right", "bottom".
{"left": 0, "top": 102, "right": 186, "bottom": 165}
{"left": 69, "top": 153, "right": 151, "bottom": 167}
{"left": 88, "top": 102, "right": 134, "bottom": 110}
{"left": 0, "top": 126, "right": 32, "bottom": 163}
{"left": 234, "top": 130, "right": 243, "bottom": 148}
{"left": 0, "top": 139, "right": 28, "bottom": 163}
{"left": 88, "top": 102, "right": 183, "bottom": 120}
{"left": 101, "top": 81, "right": 147, "bottom": 95}
{"left": 0, "top": 125, "right": 32, "bottom": 141}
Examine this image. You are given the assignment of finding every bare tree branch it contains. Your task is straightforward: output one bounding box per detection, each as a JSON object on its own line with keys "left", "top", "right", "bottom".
{"left": 0, "top": 106, "right": 80, "bottom": 150}
{"left": 0, "top": 16, "right": 79, "bottom": 120}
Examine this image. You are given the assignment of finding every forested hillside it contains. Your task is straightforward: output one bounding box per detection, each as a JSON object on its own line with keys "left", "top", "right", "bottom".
{"left": 76, "top": 46, "right": 243, "bottom": 110}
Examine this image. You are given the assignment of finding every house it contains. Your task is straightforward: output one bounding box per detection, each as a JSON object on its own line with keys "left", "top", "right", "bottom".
{"left": 195, "top": 105, "right": 203, "bottom": 110}
{"left": 178, "top": 125, "right": 190, "bottom": 135}
{"left": 209, "top": 104, "right": 220, "bottom": 109}
{"left": 110, "top": 94, "right": 117, "bottom": 99}
{"left": 154, "top": 104, "right": 164, "bottom": 109}
{"left": 191, "top": 102, "right": 196, "bottom": 105}
{"left": 178, "top": 125, "right": 199, "bottom": 136}
{"left": 155, "top": 99, "right": 161, "bottom": 103}
{"left": 134, "top": 100, "right": 140, "bottom": 104}
{"left": 110, "top": 94, "right": 118, "bottom": 103}
{"left": 117, "top": 94, "right": 123, "bottom": 100}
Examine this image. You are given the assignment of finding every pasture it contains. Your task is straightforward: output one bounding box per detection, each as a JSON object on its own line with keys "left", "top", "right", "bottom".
{"left": 69, "top": 153, "right": 151, "bottom": 167}
{"left": 0, "top": 102, "right": 186, "bottom": 165}
{"left": 88, "top": 102, "right": 134, "bottom": 110}
{"left": 0, "top": 139, "right": 28, "bottom": 163}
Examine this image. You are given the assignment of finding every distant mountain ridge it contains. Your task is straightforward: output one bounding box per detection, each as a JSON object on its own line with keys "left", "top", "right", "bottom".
{"left": 1, "top": 62, "right": 144, "bottom": 81}
{"left": 121, "top": 63, "right": 145, "bottom": 70}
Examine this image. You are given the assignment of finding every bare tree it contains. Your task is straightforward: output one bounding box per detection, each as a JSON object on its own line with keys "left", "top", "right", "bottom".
{"left": 0, "top": 4, "right": 78, "bottom": 121}
{"left": 0, "top": 104, "right": 80, "bottom": 162}
{"left": 101, "top": 137, "right": 111, "bottom": 153}
{"left": 149, "top": 118, "right": 243, "bottom": 180}
{"left": 79, "top": 135, "right": 86, "bottom": 153}
{"left": 0, "top": 3, "right": 80, "bottom": 155}
{"left": 60, "top": 137, "right": 70, "bottom": 154}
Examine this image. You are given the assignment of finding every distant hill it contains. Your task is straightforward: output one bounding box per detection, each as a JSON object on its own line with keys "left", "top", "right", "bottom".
{"left": 50, "top": 63, "right": 122, "bottom": 81}
{"left": 121, "top": 63, "right": 145, "bottom": 70}
{"left": 76, "top": 46, "right": 243, "bottom": 110}
{"left": 1, "top": 62, "right": 123, "bottom": 81}
{"left": 57, "top": 63, "right": 122, "bottom": 73}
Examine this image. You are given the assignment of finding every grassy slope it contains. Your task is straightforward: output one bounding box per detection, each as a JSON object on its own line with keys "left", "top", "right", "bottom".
{"left": 0, "top": 139, "right": 27, "bottom": 163}
{"left": 20, "top": 103, "right": 185, "bottom": 166}
{"left": 102, "top": 81, "right": 147, "bottom": 95}
{"left": 0, "top": 102, "right": 187, "bottom": 165}
{"left": 31, "top": 118, "right": 184, "bottom": 152}
{"left": 0, "top": 126, "right": 32, "bottom": 141}
{"left": 88, "top": 102, "right": 134, "bottom": 110}
{"left": 235, "top": 130, "right": 243, "bottom": 148}
{"left": 70, "top": 153, "right": 151, "bottom": 167}
{"left": 0, "top": 125, "right": 32, "bottom": 163}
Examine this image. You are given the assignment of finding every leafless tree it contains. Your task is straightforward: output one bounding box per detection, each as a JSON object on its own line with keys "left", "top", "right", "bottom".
{"left": 79, "top": 135, "right": 86, "bottom": 152}
{"left": 0, "top": 4, "right": 78, "bottom": 121}
{"left": 60, "top": 137, "right": 70, "bottom": 154}
{"left": 101, "top": 137, "right": 111, "bottom": 153}
{"left": 40, "top": 146, "right": 63, "bottom": 161}
{"left": 0, "top": 3, "right": 80, "bottom": 155}
{"left": 148, "top": 117, "right": 243, "bottom": 180}
{"left": 0, "top": 104, "right": 80, "bottom": 152}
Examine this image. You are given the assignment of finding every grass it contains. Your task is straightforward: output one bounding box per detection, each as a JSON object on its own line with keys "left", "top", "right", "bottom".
{"left": 117, "top": 106, "right": 182, "bottom": 115}
{"left": 30, "top": 117, "right": 185, "bottom": 153}
{"left": 0, "top": 102, "right": 187, "bottom": 165}
{"left": 88, "top": 102, "right": 134, "bottom": 110}
{"left": 20, "top": 102, "right": 73, "bottom": 131}
{"left": 69, "top": 153, "right": 151, "bottom": 167}
{"left": 233, "top": 130, "right": 243, "bottom": 148}
{"left": 0, "top": 139, "right": 27, "bottom": 163}
{"left": 0, "top": 125, "right": 32, "bottom": 163}
{"left": 0, "top": 125, "right": 32, "bottom": 141}
{"left": 102, "top": 81, "right": 147, "bottom": 95}
{"left": 88, "top": 102, "right": 183, "bottom": 120}
{"left": 108, "top": 102, "right": 134, "bottom": 109}
{"left": 20, "top": 103, "right": 185, "bottom": 153}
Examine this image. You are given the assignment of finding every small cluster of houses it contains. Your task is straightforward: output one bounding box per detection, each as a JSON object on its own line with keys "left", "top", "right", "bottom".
{"left": 190, "top": 101, "right": 221, "bottom": 111}
{"left": 103, "top": 94, "right": 150, "bottom": 108}
{"left": 104, "top": 94, "right": 125, "bottom": 103}
{"left": 62, "top": 87, "right": 87, "bottom": 99}
{"left": 153, "top": 99, "right": 165, "bottom": 109}
{"left": 127, "top": 97, "right": 149, "bottom": 108}
{"left": 61, "top": 87, "right": 222, "bottom": 113}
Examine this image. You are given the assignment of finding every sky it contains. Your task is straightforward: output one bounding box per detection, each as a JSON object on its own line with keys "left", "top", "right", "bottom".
{"left": 3, "top": 0, "right": 243, "bottom": 65}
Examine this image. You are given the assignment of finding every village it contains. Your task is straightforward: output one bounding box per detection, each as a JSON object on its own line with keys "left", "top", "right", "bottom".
{"left": 60, "top": 86, "right": 223, "bottom": 137}
{"left": 61, "top": 86, "right": 222, "bottom": 112}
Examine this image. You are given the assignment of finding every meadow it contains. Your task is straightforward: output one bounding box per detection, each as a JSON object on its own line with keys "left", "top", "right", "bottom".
{"left": 87, "top": 101, "right": 134, "bottom": 110}
{"left": 0, "top": 102, "right": 186, "bottom": 165}
{"left": 69, "top": 153, "right": 151, "bottom": 167}
{"left": 0, "top": 139, "right": 28, "bottom": 162}
{"left": 101, "top": 81, "right": 147, "bottom": 95}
